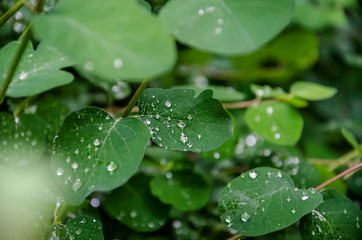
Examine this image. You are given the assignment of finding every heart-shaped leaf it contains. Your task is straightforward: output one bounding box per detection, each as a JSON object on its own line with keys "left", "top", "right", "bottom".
{"left": 51, "top": 107, "right": 150, "bottom": 205}
{"left": 139, "top": 88, "right": 232, "bottom": 152}
{"left": 33, "top": 0, "right": 176, "bottom": 80}
{"left": 150, "top": 171, "right": 210, "bottom": 211}
{"left": 290, "top": 81, "right": 337, "bottom": 101}
{"left": 0, "top": 112, "right": 47, "bottom": 166}
{"left": 218, "top": 167, "right": 323, "bottom": 236}
{"left": 104, "top": 174, "right": 169, "bottom": 232}
{"left": 0, "top": 41, "right": 74, "bottom": 97}
{"left": 300, "top": 189, "right": 362, "bottom": 240}
{"left": 245, "top": 102, "right": 304, "bottom": 146}
{"left": 159, "top": 0, "right": 294, "bottom": 55}
{"left": 42, "top": 216, "right": 103, "bottom": 240}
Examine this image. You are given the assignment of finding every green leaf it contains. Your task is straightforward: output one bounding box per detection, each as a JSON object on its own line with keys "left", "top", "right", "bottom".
{"left": 245, "top": 102, "right": 304, "bottom": 146}
{"left": 250, "top": 84, "right": 286, "bottom": 99}
{"left": 51, "top": 107, "right": 150, "bottom": 205}
{"left": 150, "top": 171, "right": 210, "bottom": 211}
{"left": 299, "top": 189, "right": 362, "bottom": 240}
{"left": 159, "top": 0, "right": 294, "bottom": 55}
{"left": 290, "top": 82, "right": 337, "bottom": 101}
{"left": 36, "top": 97, "right": 71, "bottom": 151}
{"left": 174, "top": 84, "right": 245, "bottom": 102}
{"left": 33, "top": 0, "right": 176, "bottom": 80}
{"left": 104, "top": 174, "right": 169, "bottom": 232}
{"left": 139, "top": 89, "right": 232, "bottom": 152}
{"left": 43, "top": 216, "right": 104, "bottom": 240}
{"left": 218, "top": 167, "right": 323, "bottom": 236}
{"left": 341, "top": 128, "right": 362, "bottom": 153}
{"left": 0, "top": 112, "right": 47, "bottom": 166}
{"left": 0, "top": 41, "right": 74, "bottom": 97}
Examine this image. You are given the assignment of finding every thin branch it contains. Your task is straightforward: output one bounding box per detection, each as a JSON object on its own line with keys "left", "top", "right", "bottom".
{"left": 14, "top": 95, "right": 38, "bottom": 117}
{"left": 222, "top": 99, "right": 260, "bottom": 109}
{"left": 227, "top": 233, "right": 242, "bottom": 240}
{"left": 315, "top": 162, "right": 362, "bottom": 191}
{"left": 121, "top": 78, "right": 151, "bottom": 118}
{"left": 0, "top": 0, "right": 25, "bottom": 27}
{"left": 0, "top": 25, "right": 31, "bottom": 104}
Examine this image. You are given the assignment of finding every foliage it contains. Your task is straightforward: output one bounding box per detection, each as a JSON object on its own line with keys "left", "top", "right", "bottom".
{"left": 0, "top": 0, "right": 361, "bottom": 240}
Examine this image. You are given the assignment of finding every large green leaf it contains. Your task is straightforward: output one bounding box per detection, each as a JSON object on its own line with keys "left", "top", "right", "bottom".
{"left": 150, "top": 171, "right": 210, "bottom": 211}
{"left": 139, "top": 88, "right": 232, "bottom": 152}
{"left": 33, "top": 0, "right": 176, "bottom": 80}
{"left": 0, "top": 112, "right": 47, "bottom": 166}
{"left": 104, "top": 174, "right": 169, "bottom": 232}
{"left": 0, "top": 41, "right": 74, "bottom": 97}
{"left": 218, "top": 167, "right": 323, "bottom": 236}
{"left": 159, "top": 0, "right": 294, "bottom": 55}
{"left": 245, "top": 102, "right": 304, "bottom": 146}
{"left": 290, "top": 81, "right": 337, "bottom": 101}
{"left": 299, "top": 189, "right": 362, "bottom": 240}
{"left": 51, "top": 107, "right": 150, "bottom": 205}
{"left": 42, "top": 216, "right": 104, "bottom": 240}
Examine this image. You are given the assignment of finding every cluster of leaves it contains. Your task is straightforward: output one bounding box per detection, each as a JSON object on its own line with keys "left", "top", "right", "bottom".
{"left": 0, "top": 0, "right": 361, "bottom": 240}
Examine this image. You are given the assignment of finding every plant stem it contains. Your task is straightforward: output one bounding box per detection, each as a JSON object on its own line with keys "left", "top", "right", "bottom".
{"left": 53, "top": 204, "right": 69, "bottom": 225}
{"left": 222, "top": 99, "right": 260, "bottom": 109}
{"left": 121, "top": 78, "right": 151, "bottom": 118}
{"left": 0, "top": 0, "right": 25, "bottom": 27}
{"left": 0, "top": 25, "right": 31, "bottom": 104}
{"left": 315, "top": 162, "right": 362, "bottom": 191}
{"left": 14, "top": 95, "right": 38, "bottom": 117}
{"left": 34, "top": 0, "right": 44, "bottom": 12}
{"left": 227, "top": 233, "right": 243, "bottom": 240}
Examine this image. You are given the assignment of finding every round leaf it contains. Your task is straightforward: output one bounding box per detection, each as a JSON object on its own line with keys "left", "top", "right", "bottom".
{"left": 290, "top": 82, "right": 337, "bottom": 101}
{"left": 104, "top": 174, "right": 169, "bottom": 232}
{"left": 300, "top": 189, "right": 362, "bottom": 240}
{"left": 218, "top": 167, "right": 323, "bottom": 236}
{"left": 51, "top": 107, "right": 150, "bottom": 205}
{"left": 150, "top": 171, "right": 210, "bottom": 211}
{"left": 159, "top": 0, "right": 294, "bottom": 55}
{"left": 0, "top": 113, "right": 47, "bottom": 166}
{"left": 0, "top": 41, "right": 74, "bottom": 97}
{"left": 33, "top": 0, "right": 176, "bottom": 80}
{"left": 139, "top": 88, "right": 233, "bottom": 152}
{"left": 245, "top": 102, "right": 304, "bottom": 145}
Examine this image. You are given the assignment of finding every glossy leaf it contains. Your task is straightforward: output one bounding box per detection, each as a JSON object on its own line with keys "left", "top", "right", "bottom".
{"left": 0, "top": 112, "right": 47, "bottom": 166}
{"left": 139, "top": 88, "right": 232, "bottom": 152}
{"left": 0, "top": 41, "right": 74, "bottom": 97}
{"left": 159, "top": 0, "right": 294, "bottom": 55}
{"left": 150, "top": 171, "right": 210, "bottom": 211}
{"left": 290, "top": 82, "right": 337, "bottom": 101}
{"left": 218, "top": 167, "right": 323, "bottom": 236}
{"left": 300, "top": 189, "right": 362, "bottom": 240}
{"left": 51, "top": 107, "right": 150, "bottom": 205}
{"left": 104, "top": 174, "right": 169, "bottom": 232}
{"left": 33, "top": 0, "right": 176, "bottom": 80}
{"left": 245, "top": 102, "right": 304, "bottom": 146}
{"left": 341, "top": 128, "right": 362, "bottom": 153}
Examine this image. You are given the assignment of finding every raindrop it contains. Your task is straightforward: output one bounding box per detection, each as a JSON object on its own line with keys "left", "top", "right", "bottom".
{"left": 80, "top": 137, "right": 85, "bottom": 143}
{"left": 301, "top": 194, "right": 309, "bottom": 201}
{"left": 291, "top": 208, "right": 296, "bottom": 214}
{"left": 75, "top": 229, "right": 82, "bottom": 235}
{"left": 227, "top": 183, "right": 231, "bottom": 188}
{"left": 145, "top": 119, "right": 151, "bottom": 125}
{"left": 286, "top": 196, "right": 292, "bottom": 202}
{"left": 66, "top": 156, "right": 71, "bottom": 163}
{"left": 130, "top": 210, "right": 137, "bottom": 218}
{"left": 56, "top": 168, "right": 64, "bottom": 176}
{"left": 84, "top": 62, "right": 94, "bottom": 71}
{"left": 343, "top": 209, "right": 347, "bottom": 214}
{"left": 261, "top": 207, "right": 265, "bottom": 212}
{"left": 214, "top": 27, "right": 222, "bottom": 35}
{"left": 266, "top": 106, "right": 274, "bottom": 115}
{"left": 106, "top": 115, "right": 111, "bottom": 120}
{"left": 71, "top": 162, "right": 79, "bottom": 170}
{"left": 217, "top": 18, "right": 224, "bottom": 25}
{"left": 177, "top": 121, "right": 186, "bottom": 128}
{"left": 187, "top": 142, "right": 193, "bottom": 148}
{"left": 166, "top": 172, "right": 173, "bottom": 179}
{"left": 249, "top": 171, "right": 257, "bottom": 179}
{"left": 187, "top": 115, "right": 192, "bottom": 120}
{"left": 180, "top": 133, "right": 188, "bottom": 144}
{"left": 274, "top": 133, "right": 281, "bottom": 140}
{"left": 98, "top": 125, "right": 103, "bottom": 130}
{"left": 198, "top": 9, "right": 205, "bottom": 16}
{"left": 90, "top": 198, "right": 100, "bottom": 207}
{"left": 241, "top": 212, "right": 250, "bottom": 222}
{"left": 19, "top": 71, "right": 28, "bottom": 80}
{"left": 72, "top": 179, "right": 83, "bottom": 192}
{"left": 113, "top": 58, "right": 123, "bottom": 69}
{"left": 277, "top": 171, "right": 282, "bottom": 178}
{"left": 165, "top": 101, "right": 171, "bottom": 108}
{"left": 213, "top": 152, "right": 220, "bottom": 159}
{"left": 79, "top": 218, "right": 87, "bottom": 224}
{"left": 84, "top": 168, "right": 90, "bottom": 174}
{"left": 155, "top": 113, "right": 160, "bottom": 119}
{"left": 107, "top": 161, "right": 117, "bottom": 172}
{"left": 148, "top": 223, "right": 154, "bottom": 228}
{"left": 93, "top": 139, "right": 101, "bottom": 146}
{"left": 246, "top": 134, "right": 257, "bottom": 147}
{"left": 197, "top": 134, "right": 201, "bottom": 139}
{"left": 74, "top": 148, "right": 80, "bottom": 155}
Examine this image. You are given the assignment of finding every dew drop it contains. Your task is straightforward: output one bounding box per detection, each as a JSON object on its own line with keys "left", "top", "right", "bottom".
{"left": 291, "top": 208, "right": 296, "bottom": 214}
{"left": 113, "top": 58, "right": 123, "bottom": 69}
{"left": 217, "top": 18, "right": 224, "bottom": 25}
{"left": 177, "top": 121, "right": 186, "bottom": 128}
{"left": 267, "top": 106, "right": 274, "bottom": 115}
{"left": 19, "top": 71, "right": 28, "bottom": 80}
{"left": 197, "top": 134, "right": 201, "bottom": 139}
{"left": 71, "top": 162, "right": 79, "bottom": 170}
{"left": 187, "top": 115, "right": 192, "bottom": 120}
{"left": 241, "top": 212, "right": 250, "bottom": 222}
{"left": 213, "top": 152, "right": 220, "bottom": 159}
{"left": 144, "top": 119, "right": 151, "bottom": 125}
{"left": 249, "top": 170, "right": 257, "bottom": 179}
{"left": 166, "top": 172, "right": 173, "bottom": 179}
{"left": 277, "top": 171, "right": 282, "bottom": 178}
{"left": 74, "top": 148, "right": 79, "bottom": 155}
{"left": 72, "top": 179, "right": 83, "bottom": 192}
{"left": 214, "top": 27, "right": 222, "bottom": 35}
{"left": 286, "top": 196, "right": 292, "bottom": 202}
{"left": 198, "top": 9, "right": 205, "bottom": 16}
{"left": 130, "top": 210, "right": 137, "bottom": 218}
{"left": 180, "top": 133, "right": 188, "bottom": 144}
{"left": 165, "top": 101, "right": 171, "bottom": 108}
{"left": 56, "top": 168, "right": 64, "bottom": 176}
{"left": 155, "top": 113, "right": 160, "bottom": 119}
{"left": 93, "top": 139, "right": 101, "bottom": 146}
{"left": 79, "top": 218, "right": 87, "bottom": 224}
{"left": 84, "top": 62, "right": 94, "bottom": 71}
{"left": 187, "top": 142, "right": 193, "bottom": 148}
{"left": 301, "top": 195, "right": 309, "bottom": 201}
{"left": 66, "top": 156, "right": 71, "bottom": 163}
{"left": 274, "top": 133, "right": 281, "bottom": 140}
{"left": 107, "top": 161, "right": 117, "bottom": 172}
{"left": 98, "top": 125, "right": 103, "bottom": 131}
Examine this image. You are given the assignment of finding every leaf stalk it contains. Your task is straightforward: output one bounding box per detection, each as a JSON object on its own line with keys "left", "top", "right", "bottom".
{"left": 121, "top": 78, "right": 151, "bottom": 118}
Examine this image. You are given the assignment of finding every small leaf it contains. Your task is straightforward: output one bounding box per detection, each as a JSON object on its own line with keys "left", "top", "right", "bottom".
{"left": 159, "top": 0, "right": 294, "bottom": 55}
{"left": 341, "top": 128, "right": 362, "bottom": 154}
{"left": 51, "top": 107, "right": 150, "bottom": 205}
{"left": 245, "top": 102, "right": 304, "bottom": 146}
{"left": 150, "top": 171, "right": 210, "bottom": 211}
{"left": 0, "top": 41, "right": 74, "bottom": 97}
{"left": 33, "top": 0, "right": 176, "bottom": 80}
{"left": 300, "top": 189, "right": 362, "bottom": 240}
{"left": 104, "top": 174, "right": 169, "bottom": 232}
{"left": 139, "top": 88, "right": 232, "bottom": 152}
{"left": 290, "top": 82, "right": 337, "bottom": 101}
{"left": 0, "top": 112, "right": 47, "bottom": 166}
{"left": 250, "top": 84, "right": 286, "bottom": 99}
{"left": 218, "top": 167, "right": 323, "bottom": 236}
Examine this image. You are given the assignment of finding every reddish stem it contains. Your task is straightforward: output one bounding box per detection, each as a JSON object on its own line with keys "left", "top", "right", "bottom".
{"left": 315, "top": 162, "right": 362, "bottom": 191}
